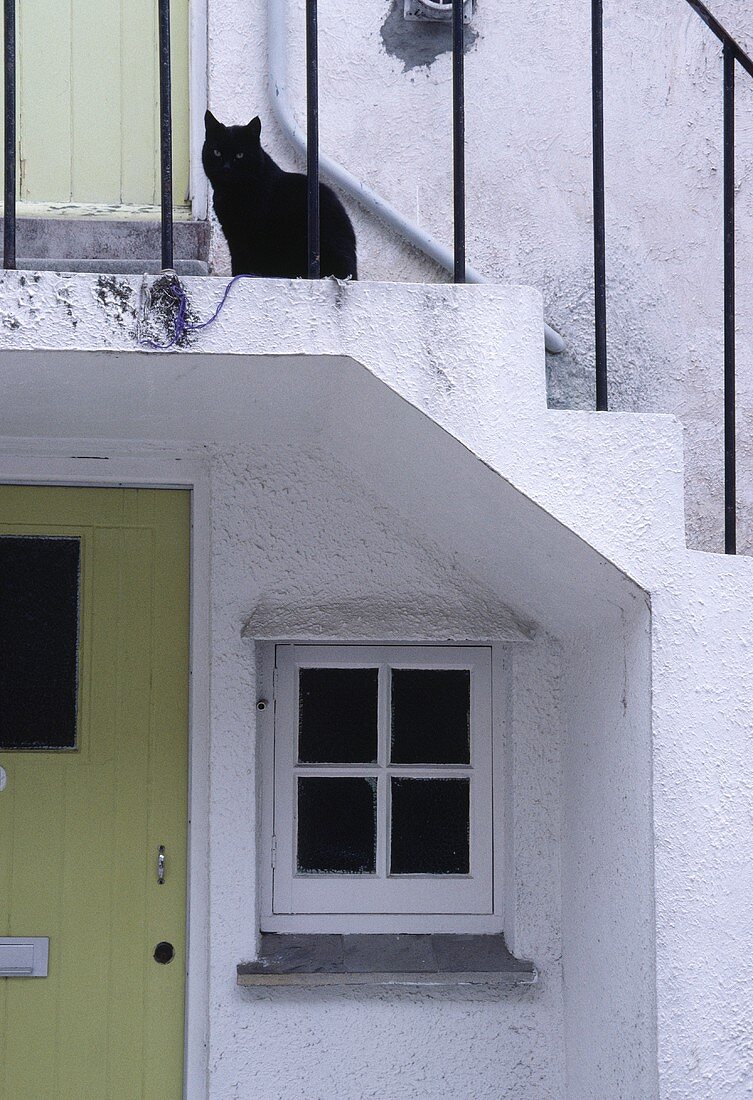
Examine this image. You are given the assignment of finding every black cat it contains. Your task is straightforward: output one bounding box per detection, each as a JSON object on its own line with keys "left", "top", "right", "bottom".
{"left": 202, "top": 111, "right": 358, "bottom": 280}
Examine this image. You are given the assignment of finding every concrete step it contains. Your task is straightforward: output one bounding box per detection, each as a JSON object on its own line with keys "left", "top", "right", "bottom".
{"left": 1, "top": 217, "right": 209, "bottom": 261}
{"left": 18, "top": 257, "right": 209, "bottom": 276}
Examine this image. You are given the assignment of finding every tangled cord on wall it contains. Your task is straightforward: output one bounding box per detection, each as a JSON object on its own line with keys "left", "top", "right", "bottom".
{"left": 137, "top": 271, "right": 258, "bottom": 350}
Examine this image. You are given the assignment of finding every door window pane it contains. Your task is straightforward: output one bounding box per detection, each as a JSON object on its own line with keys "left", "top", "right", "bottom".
{"left": 391, "top": 669, "right": 470, "bottom": 764}
{"left": 298, "top": 667, "right": 378, "bottom": 763}
{"left": 390, "top": 777, "right": 470, "bottom": 875}
{"left": 0, "top": 537, "right": 80, "bottom": 750}
{"left": 297, "top": 776, "right": 377, "bottom": 874}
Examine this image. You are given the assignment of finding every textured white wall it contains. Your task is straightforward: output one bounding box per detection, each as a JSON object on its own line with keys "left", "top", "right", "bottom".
{"left": 560, "top": 602, "right": 657, "bottom": 1098}
{"left": 2, "top": 273, "right": 753, "bottom": 1096}
{"left": 206, "top": 442, "right": 566, "bottom": 1100}
{"left": 206, "top": 0, "right": 753, "bottom": 555}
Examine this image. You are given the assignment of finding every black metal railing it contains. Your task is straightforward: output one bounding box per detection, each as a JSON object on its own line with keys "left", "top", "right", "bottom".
{"left": 452, "top": 0, "right": 466, "bottom": 284}
{"left": 591, "top": 0, "right": 607, "bottom": 412}
{"left": 306, "top": 0, "right": 320, "bottom": 278}
{"left": 592, "top": 0, "right": 753, "bottom": 553}
{"left": 3, "top": 0, "right": 466, "bottom": 279}
{"left": 2, "top": 0, "right": 175, "bottom": 272}
{"left": 3, "top": 0, "right": 15, "bottom": 270}
{"left": 158, "top": 0, "right": 174, "bottom": 271}
{"left": 2, "top": 0, "right": 748, "bottom": 550}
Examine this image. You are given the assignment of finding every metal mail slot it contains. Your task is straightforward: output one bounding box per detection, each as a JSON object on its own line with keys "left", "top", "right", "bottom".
{"left": 0, "top": 937, "right": 49, "bottom": 977}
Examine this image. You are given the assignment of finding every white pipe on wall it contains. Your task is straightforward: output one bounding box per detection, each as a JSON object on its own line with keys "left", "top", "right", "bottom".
{"left": 266, "top": 0, "right": 565, "bottom": 355}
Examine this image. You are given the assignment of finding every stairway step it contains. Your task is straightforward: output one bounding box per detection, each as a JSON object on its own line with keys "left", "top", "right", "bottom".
{"left": 17, "top": 258, "right": 209, "bottom": 276}
{"left": 1, "top": 216, "right": 208, "bottom": 261}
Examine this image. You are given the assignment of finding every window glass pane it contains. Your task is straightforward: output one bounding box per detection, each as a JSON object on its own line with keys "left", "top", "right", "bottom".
{"left": 390, "top": 777, "right": 470, "bottom": 875}
{"left": 298, "top": 667, "right": 378, "bottom": 763}
{"left": 297, "top": 777, "right": 377, "bottom": 874}
{"left": 391, "top": 668, "right": 470, "bottom": 764}
{"left": 0, "top": 536, "right": 80, "bottom": 750}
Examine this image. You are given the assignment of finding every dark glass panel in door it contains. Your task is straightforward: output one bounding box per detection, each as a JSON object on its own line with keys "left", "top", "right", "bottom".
{"left": 0, "top": 537, "right": 80, "bottom": 750}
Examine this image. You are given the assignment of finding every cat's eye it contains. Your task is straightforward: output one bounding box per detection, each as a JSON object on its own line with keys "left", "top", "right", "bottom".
{"left": 235, "top": 152, "right": 244, "bottom": 160}
{"left": 213, "top": 149, "right": 221, "bottom": 158}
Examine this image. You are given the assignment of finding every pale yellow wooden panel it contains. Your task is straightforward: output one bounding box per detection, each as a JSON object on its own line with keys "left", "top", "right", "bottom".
{"left": 13, "top": 0, "right": 190, "bottom": 209}
{"left": 0, "top": 487, "right": 190, "bottom": 1097}
{"left": 105, "top": 527, "right": 154, "bottom": 1092}
{"left": 2, "top": 762, "right": 67, "bottom": 1099}
{"left": 71, "top": 1, "right": 123, "bottom": 204}
{"left": 54, "top": 764, "right": 113, "bottom": 1097}
{"left": 0, "top": 483, "right": 126, "bottom": 526}
{"left": 169, "top": 0, "right": 191, "bottom": 208}
{"left": 18, "top": 0, "right": 73, "bottom": 202}
{"left": 0, "top": 738, "right": 13, "bottom": 1098}
{"left": 86, "top": 526, "right": 120, "bottom": 765}
{"left": 121, "top": 0, "right": 158, "bottom": 205}
{"left": 143, "top": 490, "right": 190, "bottom": 1097}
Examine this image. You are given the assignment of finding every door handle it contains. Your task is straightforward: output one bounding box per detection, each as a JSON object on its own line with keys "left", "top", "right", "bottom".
{"left": 157, "top": 845, "right": 165, "bottom": 885}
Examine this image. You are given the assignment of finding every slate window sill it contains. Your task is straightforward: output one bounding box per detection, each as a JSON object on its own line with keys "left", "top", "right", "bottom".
{"left": 237, "top": 933, "right": 537, "bottom": 989}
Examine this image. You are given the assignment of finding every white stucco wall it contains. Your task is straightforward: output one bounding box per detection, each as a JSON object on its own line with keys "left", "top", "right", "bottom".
{"left": 1, "top": 272, "right": 752, "bottom": 1096}
{"left": 205, "top": 0, "right": 753, "bottom": 556}
{"left": 206, "top": 442, "right": 566, "bottom": 1099}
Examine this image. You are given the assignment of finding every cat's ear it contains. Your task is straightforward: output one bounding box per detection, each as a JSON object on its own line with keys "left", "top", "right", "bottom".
{"left": 204, "top": 109, "right": 222, "bottom": 134}
{"left": 245, "top": 116, "right": 262, "bottom": 142}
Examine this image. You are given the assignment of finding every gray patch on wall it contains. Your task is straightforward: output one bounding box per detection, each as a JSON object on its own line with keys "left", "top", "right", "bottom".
{"left": 380, "top": 1, "right": 478, "bottom": 72}
{"left": 93, "top": 275, "right": 135, "bottom": 328}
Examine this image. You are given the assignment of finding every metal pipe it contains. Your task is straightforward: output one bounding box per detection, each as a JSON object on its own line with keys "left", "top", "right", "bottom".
{"left": 266, "top": 0, "right": 565, "bottom": 353}
{"left": 723, "top": 43, "right": 736, "bottom": 554}
{"left": 305, "top": 0, "right": 320, "bottom": 278}
{"left": 158, "top": 0, "right": 174, "bottom": 271}
{"left": 592, "top": 0, "right": 608, "bottom": 411}
{"left": 452, "top": 0, "right": 465, "bottom": 284}
{"left": 3, "top": 0, "right": 15, "bottom": 270}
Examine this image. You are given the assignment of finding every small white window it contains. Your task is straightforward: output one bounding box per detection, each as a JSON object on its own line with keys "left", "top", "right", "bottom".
{"left": 260, "top": 644, "right": 501, "bottom": 934}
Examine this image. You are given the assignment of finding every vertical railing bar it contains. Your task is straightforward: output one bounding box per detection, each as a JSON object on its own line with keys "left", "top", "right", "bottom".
{"left": 592, "top": 0, "right": 608, "bottom": 410}
{"left": 723, "top": 42, "right": 736, "bottom": 554}
{"left": 452, "top": 0, "right": 466, "bottom": 283}
{"left": 3, "top": 0, "right": 16, "bottom": 270}
{"left": 158, "top": 0, "right": 174, "bottom": 271}
{"left": 306, "top": 0, "right": 320, "bottom": 279}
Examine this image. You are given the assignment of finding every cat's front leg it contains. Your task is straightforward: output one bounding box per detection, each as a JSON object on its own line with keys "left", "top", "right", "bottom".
{"left": 229, "top": 250, "right": 256, "bottom": 278}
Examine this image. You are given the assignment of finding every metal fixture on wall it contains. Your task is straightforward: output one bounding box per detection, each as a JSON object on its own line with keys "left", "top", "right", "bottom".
{"left": 404, "top": 0, "right": 474, "bottom": 23}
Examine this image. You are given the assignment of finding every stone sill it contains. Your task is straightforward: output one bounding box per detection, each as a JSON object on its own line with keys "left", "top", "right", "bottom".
{"left": 237, "top": 933, "right": 537, "bottom": 989}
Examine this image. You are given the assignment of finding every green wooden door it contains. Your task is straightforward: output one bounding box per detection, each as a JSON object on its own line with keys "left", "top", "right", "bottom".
{"left": 3, "top": 0, "right": 190, "bottom": 211}
{"left": 0, "top": 485, "right": 190, "bottom": 1099}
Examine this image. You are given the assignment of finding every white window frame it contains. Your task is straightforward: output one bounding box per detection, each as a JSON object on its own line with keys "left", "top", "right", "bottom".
{"left": 258, "top": 642, "right": 506, "bottom": 934}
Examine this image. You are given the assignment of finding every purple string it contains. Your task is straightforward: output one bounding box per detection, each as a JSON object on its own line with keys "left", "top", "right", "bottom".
{"left": 138, "top": 273, "right": 258, "bottom": 350}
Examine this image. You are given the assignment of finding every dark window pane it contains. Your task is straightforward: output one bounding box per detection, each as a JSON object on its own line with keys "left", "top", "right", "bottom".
{"left": 297, "top": 777, "right": 377, "bottom": 874}
{"left": 391, "top": 669, "right": 470, "bottom": 764}
{"left": 390, "top": 778, "right": 469, "bottom": 875}
{"left": 0, "top": 537, "right": 80, "bottom": 750}
{"left": 299, "top": 667, "right": 378, "bottom": 763}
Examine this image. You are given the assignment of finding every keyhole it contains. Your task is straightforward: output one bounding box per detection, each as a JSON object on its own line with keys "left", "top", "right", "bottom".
{"left": 153, "top": 941, "right": 175, "bottom": 965}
